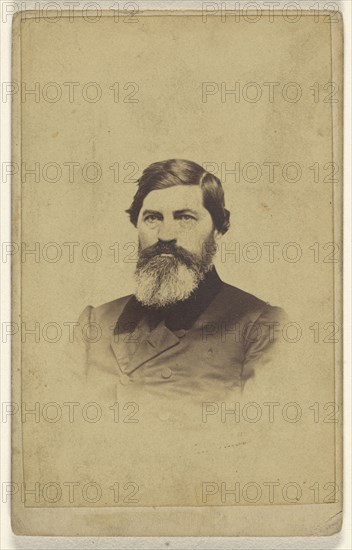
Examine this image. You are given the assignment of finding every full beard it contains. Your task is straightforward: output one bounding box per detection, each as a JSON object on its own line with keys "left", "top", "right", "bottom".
{"left": 134, "top": 238, "right": 216, "bottom": 308}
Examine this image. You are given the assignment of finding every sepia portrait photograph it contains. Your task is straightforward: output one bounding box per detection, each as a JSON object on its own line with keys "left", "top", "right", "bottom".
{"left": 3, "top": 0, "right": 347, "bottom": 542}
{"left": 76, "top": 157, "right": 287, "bottom": 401}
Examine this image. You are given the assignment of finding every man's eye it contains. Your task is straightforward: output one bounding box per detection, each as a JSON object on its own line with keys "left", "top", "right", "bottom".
{"left": 144, "top": 215, "right": 161, "bottom": 223}
{"left": 177, "top": 215, "right": 196, "bottom": 222}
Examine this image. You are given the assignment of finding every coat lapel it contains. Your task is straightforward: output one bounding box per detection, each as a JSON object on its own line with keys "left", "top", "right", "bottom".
{"left": 124, "top": 323, "right": 180, "bottom": 374}
{"left": 110, "top": 297, "right": 180, "bottom": 374}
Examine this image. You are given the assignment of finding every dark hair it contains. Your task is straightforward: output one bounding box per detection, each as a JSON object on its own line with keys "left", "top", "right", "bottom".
{"left": 126, "top": 159, "right": 230, "bottom": 234}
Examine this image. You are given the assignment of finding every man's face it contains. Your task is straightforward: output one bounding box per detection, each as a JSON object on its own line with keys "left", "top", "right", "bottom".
{"left": 134, "top": 185, "right": 220, "bottom": 308}
{"left": 137, "top": 185, "right": 216, "bottom": 254}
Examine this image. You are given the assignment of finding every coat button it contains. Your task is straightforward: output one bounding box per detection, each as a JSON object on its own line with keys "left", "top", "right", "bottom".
{"left": 119, "top": 374, "right": 130, "bottom": 385}
{"left": 175, "top": 329, "right": 186, "bottom": 338}
{"left": 161, "top": 367, "right": 172, "bottom": 379}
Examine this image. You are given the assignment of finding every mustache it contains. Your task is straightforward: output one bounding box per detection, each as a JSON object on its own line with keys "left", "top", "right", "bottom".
{"left": 137, "top": 242, "right": 199, "bottom": 269}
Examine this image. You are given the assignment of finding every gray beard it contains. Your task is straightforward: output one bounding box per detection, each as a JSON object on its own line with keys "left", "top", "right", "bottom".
{"left": 134, "top": 242, "right": 216, "bottom": 308}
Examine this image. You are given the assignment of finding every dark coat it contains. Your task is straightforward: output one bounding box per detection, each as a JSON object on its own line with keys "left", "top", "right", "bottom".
{"left": 76, "top": 269, "right": 285, "bottom": 401}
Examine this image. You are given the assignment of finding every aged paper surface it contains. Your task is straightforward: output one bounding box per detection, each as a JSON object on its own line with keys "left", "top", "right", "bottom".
{"left": 10, "top": 9, "right": 343, "bottom": 536}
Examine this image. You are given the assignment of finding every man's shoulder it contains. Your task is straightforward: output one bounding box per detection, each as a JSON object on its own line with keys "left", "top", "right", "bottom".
{"left": 94, "top": 294, "right": 133, "bottom": 314}
{"left": 79, "top": 295, "right": 133, "bottom": 327}
{"left": 216, "top": 281, "right": 286, "bottom": 323}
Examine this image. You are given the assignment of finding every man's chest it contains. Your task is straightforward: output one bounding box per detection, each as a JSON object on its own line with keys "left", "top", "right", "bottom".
{"left": 87, "top": 320, "right": 246, "bottom": 396}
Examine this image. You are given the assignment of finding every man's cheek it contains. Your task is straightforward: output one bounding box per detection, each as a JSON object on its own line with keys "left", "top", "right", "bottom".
{"left": 178, "top": 239, "right": 194, "bottom": 254}
{"left": 138, "top": 231, "right": 151, "bottom": 249}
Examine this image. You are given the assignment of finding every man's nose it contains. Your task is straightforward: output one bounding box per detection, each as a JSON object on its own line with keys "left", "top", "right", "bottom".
{"left": 157, "top": 220, "right": 177, "bottom": 243}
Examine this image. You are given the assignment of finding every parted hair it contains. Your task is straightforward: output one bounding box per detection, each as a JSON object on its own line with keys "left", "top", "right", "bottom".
{"left": 126, "top": 159, "right": 230, "bottom": 234}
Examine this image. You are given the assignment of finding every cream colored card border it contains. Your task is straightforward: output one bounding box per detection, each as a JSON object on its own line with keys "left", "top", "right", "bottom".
{"left": 10, "top": 8, "right": 343, "bottom": 537}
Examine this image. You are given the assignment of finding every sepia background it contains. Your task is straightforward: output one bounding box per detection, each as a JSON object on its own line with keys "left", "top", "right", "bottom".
{"left": 12, "top": 11, "right": 342, "bottom": 535}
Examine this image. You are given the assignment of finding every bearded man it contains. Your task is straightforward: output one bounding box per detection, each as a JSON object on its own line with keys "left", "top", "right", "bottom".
{"left": 77, "top": 159, "right": 285, "bottom": 399}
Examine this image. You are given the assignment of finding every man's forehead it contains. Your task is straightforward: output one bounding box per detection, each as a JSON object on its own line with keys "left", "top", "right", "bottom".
{"left": 141, "top": 185, "right": 204, "bottom": 211}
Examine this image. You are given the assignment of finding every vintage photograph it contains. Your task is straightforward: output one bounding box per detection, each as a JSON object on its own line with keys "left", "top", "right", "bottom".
{"left": 9, "top": 6, "right": 343, "bottom": 537}
{"left": 77, "top": 158, "right": 287, "bottom": 400}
